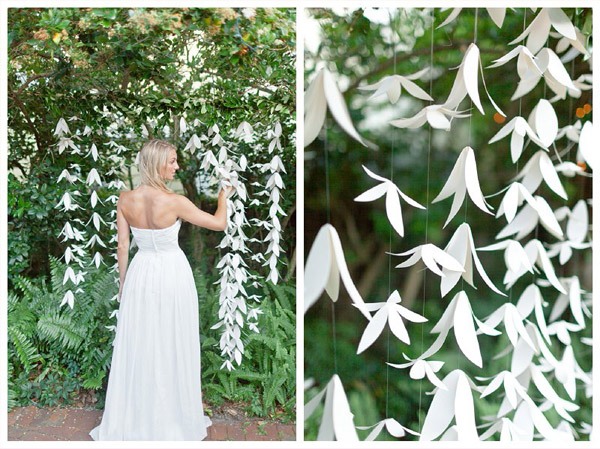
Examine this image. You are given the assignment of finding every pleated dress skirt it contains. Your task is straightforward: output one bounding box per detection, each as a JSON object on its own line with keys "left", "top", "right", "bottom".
{"left": 90, "top": 219, "right": 212, "bottom": 440}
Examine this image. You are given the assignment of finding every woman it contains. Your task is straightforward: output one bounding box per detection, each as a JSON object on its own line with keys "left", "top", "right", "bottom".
{"left": 90, "top": 139, "right": 230, "bottom": 440}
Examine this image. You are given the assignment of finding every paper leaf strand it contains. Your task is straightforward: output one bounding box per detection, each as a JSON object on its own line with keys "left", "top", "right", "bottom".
{"left": 433, "top": 146, "right": 493, "bottom": 227}
{"left": 356, "top": 290, "right": 427, "bottom": 354}
{"left": 304, "top": 224, "right": 371, "bottom": 319}
{"left": 355, "top": 165, "right": 425, "bottom": 237}
{"left": 305, "top": 68, "right": 372, "bottom": 148}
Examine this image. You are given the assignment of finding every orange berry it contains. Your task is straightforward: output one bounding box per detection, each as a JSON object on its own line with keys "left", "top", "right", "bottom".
{"left": 577, "top": 161, "right": 587, "bottom": 171}
{"left": 576, "top": 108, "right": 585, "bottom": 118}
{"left": 493, "top": 112, "right": 506, "bottom": 124}
{"left": 583, "top": 103, "right": 592, "bottom": 114}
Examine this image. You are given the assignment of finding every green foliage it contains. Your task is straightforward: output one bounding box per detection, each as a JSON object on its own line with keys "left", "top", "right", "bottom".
{"left": 7, "top": 258, "right": 116, "bottom": 409}
{"left": 200, "top": 277, "right": 296, "bottom": 421}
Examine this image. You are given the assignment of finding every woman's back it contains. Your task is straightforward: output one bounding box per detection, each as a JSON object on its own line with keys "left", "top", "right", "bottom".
{"left": 119, "top": 185, "right": 179, "bottom": 230}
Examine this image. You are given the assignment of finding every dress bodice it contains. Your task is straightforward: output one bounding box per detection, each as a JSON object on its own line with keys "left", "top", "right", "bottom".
{"left": 130, "top": 219, "right": 182, "bottom": 253}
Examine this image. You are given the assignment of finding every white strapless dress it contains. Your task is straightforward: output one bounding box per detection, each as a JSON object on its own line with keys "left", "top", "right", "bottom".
{"left": 90, "top": 219, "right": 212, "bottom": 440}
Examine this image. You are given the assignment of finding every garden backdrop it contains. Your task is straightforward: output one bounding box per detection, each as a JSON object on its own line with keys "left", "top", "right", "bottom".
{"left": 304, "top": 7, "right": 592, "bottom": 441}
{"left": 7, "top": 7, "right": 296, "bottom": 423}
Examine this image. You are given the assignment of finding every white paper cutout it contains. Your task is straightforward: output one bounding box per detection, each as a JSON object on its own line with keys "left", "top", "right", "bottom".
{"left": 304, "top": 224, "right": 371, "bottom": 319}
{"left": 515, "top": 150, "right": 568, "bottom": 200}
{"left": 577, "top": 121, "right": 594, "bottom": 170}
{"left": 388, "top": 357, "right": 446, "bottom": 390}
{"left": 478, "top": 239, "right": 534, "bottom": 287}
{"left": 433, "top": 146, "right": 494, "bottom": 227}
{"left": 356, "top": 290, "right": 427, "bottom": 354}
{"left": 509, "top": 8, "right": 577, "bottom": 55}
{"left": 529, "top": 364, "right": 579, "bottom": 422}
{"left": 515, "top": 284, "right": 551, "bottom": 344}
{"left": 528, "top": 99, "right": 558, "bottom": 148}
{"left": 437, "top": 8, "right": 506, "bottom": 29}
{"left": 556, "top": 120, "right": 582, "bottom": 143}
{"left": 305, "top": 374, "right": 359, "bottom": 441}
{"left": 305, "top": 68, "right": 372, "bottom": 148}
{"left": 488, "top": 116, "right": 546, "bottom": 162}
{"left": 511, "top": 48, "right": 580, "bottom": 100}
{"left": 554, "top": 162, "right": 586, "bottom": 178}
{"left": 420, "top": 370, "right": 479, "bottom": 441}
{"left": 555, "top": 26, "right": 590, "bottom": 58}
{"left": 496, "top": 196, "right": 563, "bottom": 241}
{"left": 479, "top": 370, "right": 528, "bottom": 410}
{"left": 443, "top": 43, "right": 504, "bottom": 116}
{"left": 495, "top": 182, "right": 536, "bottom": 223}
{"left": 548, "top": 200, "right": 591, "bottom": 264}
{"left": 355, "top": 165, "right": 425, "bottom": 237}
{"left": 441, "top": 223, "right": 505, "bottom": 297}
{"left": 357, "top": 418, "right": 419, "bottom": 440}
{"left": 488, "top": 45, "right": 543, "bottom": 82}
{"left": 525, "top": 240, "right": 567, "bottom": 293}
{"left": 392, "top": 243, "right": 464, "bottom": 278}
{"left": 359, "top": 71, "right": 433, "bottom": 104}
{"left": 428, "top": 291, "right": 483, "bottom": 367}
{"left": 549, "top": 277, "right": 585, "bottom": 328}
{"left": 484, "top": 302, "right": 537, "bottom": 350}
{"left": 390, "top": 104, "right": 469, "bottom": 131}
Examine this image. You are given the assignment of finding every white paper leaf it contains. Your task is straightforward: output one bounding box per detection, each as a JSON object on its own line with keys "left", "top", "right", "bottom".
{"left": 530, "top": 99, "right": 558, "bottom": 148}
{"left": 304, "top": 224, "right": 371, "bottom": 319}
{"left": 577, "top": 121, "right": 594, "bottom": 170}
{"left": 305, "top": 68, "right": 372, "bottom": 148}
{"left": 354, "top": 166, "right": 424, "bottom": 237}
{"left": 393, "top": 243, "right": 464, "bottom": 278}
{"left": 516, "top": 150, "right": 568, "bottom": 200}
{"left": 433, "top": 146, "right": 493, "bottom": 227}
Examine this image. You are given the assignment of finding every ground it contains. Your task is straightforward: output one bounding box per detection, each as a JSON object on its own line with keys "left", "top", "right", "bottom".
{"left": 7, "top": 400, "right": 296, "bottom": 442}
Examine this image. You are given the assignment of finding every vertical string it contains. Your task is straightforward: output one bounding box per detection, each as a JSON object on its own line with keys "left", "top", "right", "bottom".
{"left": 418, "top": 6, "right": 435, "bottom": 432}
{"left": 324, "top": 120, "right": 338, "bottom": 374}
{"left": 384, "top": 8, "right": 398, "bottom": 420}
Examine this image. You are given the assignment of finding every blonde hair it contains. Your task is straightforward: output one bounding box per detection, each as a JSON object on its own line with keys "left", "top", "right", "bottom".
{"left": 138, "top": 139, "right": 176, "bottom": 193}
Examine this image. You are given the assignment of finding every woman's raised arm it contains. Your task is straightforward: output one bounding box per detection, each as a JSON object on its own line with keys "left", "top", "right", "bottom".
{"left": 175, "top": 188, "right": 229, "bottom": 231}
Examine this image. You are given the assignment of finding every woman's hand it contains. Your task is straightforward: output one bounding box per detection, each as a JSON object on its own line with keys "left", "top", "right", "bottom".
{"left": 221, "top": 185, "right": 234, "bottom": 199}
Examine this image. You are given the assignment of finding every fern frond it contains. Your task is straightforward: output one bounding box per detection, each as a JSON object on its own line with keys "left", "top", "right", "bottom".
{"left": 37, "top": 312, "right": 85, "bottom": 350}
{"left": 8, "top": 326, "right": 40, "bottom": 370}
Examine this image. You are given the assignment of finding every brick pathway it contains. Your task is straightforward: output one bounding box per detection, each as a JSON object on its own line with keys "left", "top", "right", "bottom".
{"left": 8, "top": 406, "right": 295, "bottom": 441}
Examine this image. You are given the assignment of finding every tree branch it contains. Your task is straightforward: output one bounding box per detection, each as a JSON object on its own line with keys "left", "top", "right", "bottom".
{"left": 8, "top": 92, "right": 43, "bottom": 151}
{"left": 14, "top": 71, "right": 55, "bottom": 97}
